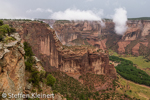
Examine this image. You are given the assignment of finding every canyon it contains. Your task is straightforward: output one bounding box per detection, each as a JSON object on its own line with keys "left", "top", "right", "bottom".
{"left": 4, "top": 20, "right": 116, "bottom": 78}
{"left": 1, "top": 19, "right": 150, "bottom": 100}
{"left": 4, "top": 19, "right": 150, "bottom": 80}
{"left": 49, "top": 20, "right": 150, "bottom": 59}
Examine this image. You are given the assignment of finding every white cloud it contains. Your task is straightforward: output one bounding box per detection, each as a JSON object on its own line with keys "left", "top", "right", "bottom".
{"left": 50, "top": 8, "right": 103, "bottom": 21}
{"left": 113, "top": 8, "right": 128, "bottom": 35}
{"left": 47, "top": 9, "right": 53, "bottom": 13}
{"left": 26, "top": 8, "right": 53, "bottom": 13}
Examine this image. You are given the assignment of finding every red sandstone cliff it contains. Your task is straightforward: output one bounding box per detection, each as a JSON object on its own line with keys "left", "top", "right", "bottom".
{"left": 4, "top": 20, "right": 116, "bottom": 78}
{"left": 45, "top": 20, "right": 150, "bottom": 59}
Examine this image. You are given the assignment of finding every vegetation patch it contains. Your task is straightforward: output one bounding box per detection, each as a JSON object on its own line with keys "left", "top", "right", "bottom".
{"left": 0, "top": 20, "right": 16, "bottom": 42}
{"left": 106, "top": 34, "right": 121, "bottom": 51}
{"left": 49, "top": 71, "right": 135, "bottom": 100}
{"left": 109, "top": 49, "right": 150, "bottom": 75}
{"left": 46, "top": 74, "right": 56, "bottom": 86}
{"left": 48, "top": 71, "right": 99, "bottom": 100}
{"left": 139, "top": 43, "right": 149, "bottom": 57}
{"left": 118, "top": 74, "right": 150, "bottom": 100}
{"left": 55, "top": 20, "right": 70, "bottom": 24}
{"left": 110, "top": 56, "right": 150, "bottom": 86}
{"left": 24, "top": 42, "right": 54, "bottom": 92}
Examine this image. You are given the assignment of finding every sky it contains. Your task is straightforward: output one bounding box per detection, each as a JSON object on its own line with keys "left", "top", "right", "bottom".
{"left": 0, "top": 0, "right": 149, "bottom": 19}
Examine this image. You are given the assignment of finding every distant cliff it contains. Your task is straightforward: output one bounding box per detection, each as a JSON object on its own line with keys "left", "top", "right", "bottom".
{"left": 48, "top": 20, "right": 150, "bottom": 59}
{"left": 4, "top": 20, "right": 117, "bottom": 78}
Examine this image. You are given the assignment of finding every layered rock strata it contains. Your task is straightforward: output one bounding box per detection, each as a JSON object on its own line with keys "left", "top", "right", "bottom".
{"left": 4, "top": 20, "right": 117, "bottom": 78}
{"left": 47, "top": 20, "right": 150, "bottom": 57}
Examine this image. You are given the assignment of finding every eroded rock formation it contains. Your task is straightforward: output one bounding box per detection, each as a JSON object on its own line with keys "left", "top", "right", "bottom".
{"left": 45, "top": 20, "right": 150, "bottom": 58}
{"left": 4, "top": 20, "right": 117, "bottom": 78}
{"left": 0, "top": 33, "right": 25, "bottom": 97}
{"left": 0, "top": 32, "right": 65, "bottom": 100}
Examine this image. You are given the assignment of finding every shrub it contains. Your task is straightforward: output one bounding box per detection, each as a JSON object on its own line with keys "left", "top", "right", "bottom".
{"left": 106, "top": 93, "right": 110, "bottom": 99}
{"left": 46, "top": 74, "right": 56, "bottom": 86}
{"left": 10, "top": 27, "right": 16, "bottom": 33}
{"left": 32, "top": 89, "right": 36, "bottom": 93}
{"left": 8, "top": 37, "right": 16, "bottom": 41}
{"left": 39, "top": 71, "right": 45, "bottom": 82}
{"left": 95, "top": 91, "right": 99, "bottom": 96}
{"left": 0, "top": 34, "right": 3, "bottom": 41}
{"left": 124, "top": 94, "right": 128, "bottom": 97}
{"left": 29, "top": 70, "right": 40, "bottom": 87}
{"left": 38, "top": 87, "right": 42, "bottom": 92}
{"left": 0, "top": 20, "right": 3, "bottom": 26}
{"left": 24, "top": 42, "right": 34, "bottom": 57}
{"left": 4, "top": 37, "right": 16, "bottom": 43}
{"left": 53, "top": 90, "right": 58, "bottom": 94}
{"left": 79, "top": 76, "right": 82, "bottom": 79}
{"left": 27, "top": 56, "right": 34, "bottom": 64}
{"left": 25, "top": 61, "right": 32, "bottom": 71}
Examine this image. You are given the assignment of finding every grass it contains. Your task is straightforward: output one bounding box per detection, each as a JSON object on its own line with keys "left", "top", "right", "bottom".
{"left": 122, "top": 56, "right": 150, "bottom": 77}
{"left": 117, "top": 74, "right": 150, "bottom": 100}
{"left": 109, "top": 49, "right": 119, "bottom": 56}
{"left": 122, "top": 56, "right": 150, "bottom": 68}
{"left": 109, "top": 49, "right": 150, "bottom": 75}
{"left": 109, "top": 49, "right": 150, "bottom": 99}
{"left": 50, "top": 71, "right": 135, "bottom": 100}
{"left": 4, "top": 36, "right": 16, "bottom": 42}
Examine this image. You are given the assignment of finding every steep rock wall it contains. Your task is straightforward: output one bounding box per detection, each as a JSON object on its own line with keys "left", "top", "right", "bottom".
{"left": 4, "top": 21, "right": 59, "bottom": 71}
{"left": 4, "top": 21, "right": 116, "bottom": 78}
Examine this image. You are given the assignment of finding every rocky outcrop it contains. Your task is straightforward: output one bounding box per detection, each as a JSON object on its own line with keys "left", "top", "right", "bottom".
{"left": 122, "top": 20, "right": 150, "bottom": 57}
{"left": 0, "top": 33, "right": 25, "bottom": 98}
{"left": 4, "top": 20, "right": 117, "bottom": 78}
{"left": 0, "top": 32, "right": 65, "bottom": 100}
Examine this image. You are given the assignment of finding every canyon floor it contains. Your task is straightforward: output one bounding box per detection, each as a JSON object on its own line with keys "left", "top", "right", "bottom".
{"left": 109, "top": 49, "right": 150, "bottom": 100}
{"left": 109, "top": 49, "right": 150, "bottom": 75}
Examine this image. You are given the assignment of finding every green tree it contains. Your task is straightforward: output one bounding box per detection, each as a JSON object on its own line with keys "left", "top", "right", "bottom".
{"left": 28, "top": 71, "right": 40, "bottom": 87}
{"left": 10, "top": 27, "right": 16, "bottom": 33}
{"left": 0, "top": 24, "right": 10, "bottom": 34}
{"left": 0, "top": 20, "right": 3, "bottom": 26}
{"left": 46, "top": 74, "right": 56, "bottom": 86}
{"left": 24, "top": 42, "right": 34, "bottom": 57}
{"left": 25, "top": 61, "right": 32, "bottom": 71}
